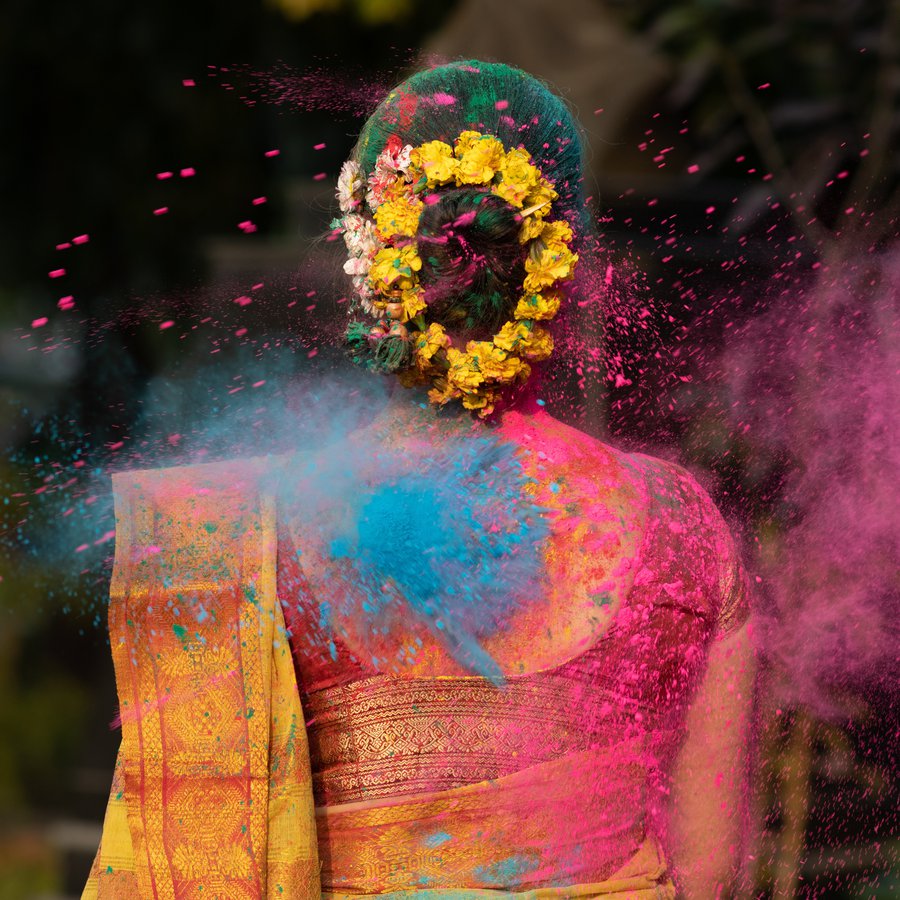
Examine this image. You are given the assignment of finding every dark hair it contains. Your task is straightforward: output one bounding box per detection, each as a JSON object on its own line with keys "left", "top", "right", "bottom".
{"left": 353, "top": 60, "right": 592, "bottom": 334}
{"left": 417, "top": 189, "right": 525, "bottom": 337}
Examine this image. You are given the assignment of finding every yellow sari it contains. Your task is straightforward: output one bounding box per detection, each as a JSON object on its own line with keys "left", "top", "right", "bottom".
{"left": 83, "top": 457, "right": 675, "bottom": 899}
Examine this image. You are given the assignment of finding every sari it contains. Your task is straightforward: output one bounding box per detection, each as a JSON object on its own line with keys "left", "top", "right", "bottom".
{"left": 84, "top": 420, "right": 747, "bottom": 898}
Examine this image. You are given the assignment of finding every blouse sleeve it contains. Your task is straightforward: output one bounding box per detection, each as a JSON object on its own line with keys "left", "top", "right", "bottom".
{"left": 635, "top": 453, "right": 752, "bottom": 638}
{"left": 688, "top": 469, "right": 752, "bottom": 638}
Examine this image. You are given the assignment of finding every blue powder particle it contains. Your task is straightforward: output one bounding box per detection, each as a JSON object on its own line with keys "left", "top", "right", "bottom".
{"left": 423, "top": 830, "right": 452, "bottom": 848}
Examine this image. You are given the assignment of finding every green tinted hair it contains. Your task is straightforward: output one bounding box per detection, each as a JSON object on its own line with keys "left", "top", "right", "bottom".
{"left": 355, "top": 59, "right": 591, "bottom": 235}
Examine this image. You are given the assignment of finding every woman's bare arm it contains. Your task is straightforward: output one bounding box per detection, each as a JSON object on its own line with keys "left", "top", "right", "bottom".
{"left": 667, "top": 618, "right": 758, "bottom": 898}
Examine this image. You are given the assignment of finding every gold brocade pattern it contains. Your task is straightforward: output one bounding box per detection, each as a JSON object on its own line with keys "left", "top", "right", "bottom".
{"left": 83, "top": 458, "right": 320, "bottom": 900}
{"left": 306, "top": 670, "right": 640, "bottom": 804}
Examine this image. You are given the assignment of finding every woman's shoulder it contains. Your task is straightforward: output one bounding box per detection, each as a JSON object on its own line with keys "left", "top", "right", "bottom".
{"left": 503, "top": 410, "right": 659, "bottom": 501}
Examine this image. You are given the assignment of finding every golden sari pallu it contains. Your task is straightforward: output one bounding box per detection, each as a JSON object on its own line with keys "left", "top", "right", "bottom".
{"left": 84, "top": 458, "right": 678, "bottom": 899}
{"left": 83, "top": 459, "right": 319, "bottom": 899}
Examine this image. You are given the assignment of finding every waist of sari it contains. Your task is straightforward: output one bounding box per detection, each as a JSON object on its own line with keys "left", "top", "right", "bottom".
{"left": 315, "top": 747, "right": 669, "bottom": 895}
{"left": 321, "top": 835, "right": 674, "bottom": 899}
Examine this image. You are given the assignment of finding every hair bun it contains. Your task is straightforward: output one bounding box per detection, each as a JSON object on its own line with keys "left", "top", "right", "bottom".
{"left": 417, "top": 189, "right": 525, "bottom": 336}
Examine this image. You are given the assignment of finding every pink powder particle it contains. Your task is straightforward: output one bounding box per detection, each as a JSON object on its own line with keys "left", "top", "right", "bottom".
{"left": 57, "top": 296, "right": 75, "bottom": 310}
{"left": 495, "top": 99, "right": 508, "bottom": 110}
{"left": 251, "top": 282, "right": 264, "bottom": 291}
{"left": 313, "top": 172, "right": 327, "bottom": 181}
{"left": 182, "top": 79, "right": 196, "bottom": 87}
{"left": 31, "top": 317, "right": 48, "bottom": 328}
{"left": 180, "top": 167, "right": 196, "bottom": 177}
{"left": 154, "top": 207, "right": 169, "bottom": 216}
{"left": 432, "top": 92, "right": 456, "bottom": 106}
{"left": 307, "top": 349, "right": 318, "bottom": 358}
{"left": 235, "top": 327, "right": 248, "bottom": 337}
{"left": 687, "top": 164, "right": 700, "bottom": 174}
{"left": 705, "top": 205, "right": 716, "bottom": 214}
{"left": 56, "top": 242, "right": 71, "bottom": 250}
{"left": 237, "top": 220, "right": 257, "bottom": 233}
{"left": 252, "top": 196, "right": 267, "bottom": 205}
{"left": 75, "top": 544, "right": 89, "bottom": 554}
{"left": 159, "top": 320, "right": 174, "bottom": 330}
{"left": 313, "top": 142, "right": 326, "bottom": 150}
{"left": 758, "top": 82, "right": 771, "bottom": 90}
{"left": 264, "top": 149, "right": 280, "bottom": 157}
{"left": 252, "top": 380, "right": 266, "bottom": 388}
{"left": 49, "top": 268, "right": 65, "bottom": 278}
{"left": 157, "top": 171, "right": 174, "bottom": 180}
{"left": 72, "top": 233, "right": 89, "bottom": 244}
{"left": 233, "top": 295, "right": 252, "bottom": 306}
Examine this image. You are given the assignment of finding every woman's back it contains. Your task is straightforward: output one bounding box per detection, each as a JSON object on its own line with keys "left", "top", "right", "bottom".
{"left": 280, "top": 407, "right": 748, "bottom": 892}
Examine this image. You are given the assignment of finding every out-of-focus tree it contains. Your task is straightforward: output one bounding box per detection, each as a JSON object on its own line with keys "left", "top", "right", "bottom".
{"left": 612, "top": 0, "right": 899, "bottom": 261}
{"left": 269, "top": 0, "right": 416, "bottom": 25}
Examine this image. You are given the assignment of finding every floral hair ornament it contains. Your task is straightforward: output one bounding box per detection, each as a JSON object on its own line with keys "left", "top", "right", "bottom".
{"left": 332, "top": 130, "right": 578, "bottom": 417}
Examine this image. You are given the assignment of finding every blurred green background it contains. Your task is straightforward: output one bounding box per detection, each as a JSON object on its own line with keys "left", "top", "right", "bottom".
{"left": 1, "top": 1, "right": 897, "bottom": 896}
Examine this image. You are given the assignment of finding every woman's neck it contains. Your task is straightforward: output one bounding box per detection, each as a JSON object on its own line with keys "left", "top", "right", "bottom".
{"left": 367, "top": 378, "right": 547, "bottom": 444}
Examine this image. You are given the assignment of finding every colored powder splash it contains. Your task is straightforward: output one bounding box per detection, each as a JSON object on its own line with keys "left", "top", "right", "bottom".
{"left": 329, "top": 434, "right": 552, "bottom": 681}
{"left": 718, "top": 251, "right": 900, "bottom": 714}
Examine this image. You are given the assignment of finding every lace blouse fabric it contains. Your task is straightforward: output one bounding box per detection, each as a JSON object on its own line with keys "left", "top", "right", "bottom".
{"left": 279, "top": 445, "right": 750, "bottom": 891}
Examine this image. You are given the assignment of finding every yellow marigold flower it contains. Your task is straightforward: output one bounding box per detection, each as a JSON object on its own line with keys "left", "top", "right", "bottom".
{"left": 494, "top": 322, "right": 554, "bottom": 361}
{"left": 414, "top": 322, "right": 450, "bottom": 372}
{"left": 524, "top": 177, "right": 558, "bottom": 214}
{"left": 369, "top": 245, "right": 422, "bottom": 294}
{"left": 454, "top": 130, "right": 484, "bottom": 157}
{"left": 523, "top": 326, "right": 553, "bottom": 361}
{"left": 400, "top": 288, "right": 427, "bottom": 322}
{"left": 519, "top": 214, "right": 547, "bottom": 243}
{"left": 462, "top": 388, "right": 500, "bottom": 417}
{"left": 537, "top": 219, "right": 573, "bottom": 249}
{"left": 374, "top": 196, "right": 424, "bottom": 239}
{"left": 445, "top": 346, "right": 485, "bottom": 393}
{"left": 493, "top": 147, "right": 541, "bottom": 208}
{"left": 465, "top": 340, "right": 529, "bottom": 383}
{"left": 523, "top": 246, "right": 578, "bottom": 292}
{"left": 494, "top": 321, "right": 529, "bottom": 353}
{"left": 456, "top": 134, "right": 505, "bottom": 185}
{"left": 514, "top": 288, "right": 563, "bottom": 321}
{"left": 410, "top": 140, "right": 458, "bottom": 186}
{"left": 428, "top": 381, "right": 458, "bottom": 406}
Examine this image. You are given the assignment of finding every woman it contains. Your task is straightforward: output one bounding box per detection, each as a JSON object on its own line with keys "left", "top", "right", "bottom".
{"left": 84, "top": 60, "right": 756, "bottom": 898}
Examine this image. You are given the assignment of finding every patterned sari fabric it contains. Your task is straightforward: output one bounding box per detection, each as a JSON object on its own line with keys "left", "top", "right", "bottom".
{"left": 83, "top": 461, "right": 320, "bottom": 899}
{"left": 85, "top": 415, "right": 748, "bottom": 898}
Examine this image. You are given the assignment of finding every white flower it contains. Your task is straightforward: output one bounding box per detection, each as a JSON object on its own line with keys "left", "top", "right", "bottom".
{"left": 374, "top": 142, "right": 412, "bottom": 177}
{"left": 352, "top": 275, "right": 378, "bottom": 316}
{"left": 365, "top": 170, "right": 395, "bottom": 212}
{"left": 337, "top": 160, "right": 363, "bottom": 214}
{"left": 366, "top": 142, "right": 414, "bottom": 211}
{"left": 341, "top": 215, "right": 380, "bottom": 259}
{"left": 343, "top": 256, "right": 370, "bottom": 276}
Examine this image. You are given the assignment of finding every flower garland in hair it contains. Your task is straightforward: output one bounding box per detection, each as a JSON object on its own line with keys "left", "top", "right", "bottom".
{"left": 332, "top": 130, "right": 578, "bottom": 417}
